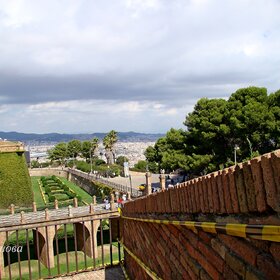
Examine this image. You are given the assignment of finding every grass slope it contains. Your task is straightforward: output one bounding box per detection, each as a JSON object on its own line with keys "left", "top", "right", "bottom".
{"left": 3, "top": 246, "right": 123, "bottom": 280}
{"left": 59, "top": 177, "right": 93, "bottom": 204}
{"left": 0, "top": 152, "right": 33, "bottom": 208}
{"left": 31, "top": 177, "right": 45, "bottom": 208}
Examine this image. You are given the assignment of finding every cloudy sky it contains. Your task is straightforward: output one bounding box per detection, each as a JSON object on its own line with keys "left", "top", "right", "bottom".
{"left": 0, "top": 0, "right": 279, "bottom": 133}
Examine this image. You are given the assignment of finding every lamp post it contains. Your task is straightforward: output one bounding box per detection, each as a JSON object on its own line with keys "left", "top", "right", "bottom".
{"left": 146, "top": 160, "right": 149, "bottom": 172}
{"left": 89, "top": 148, "right": 93, "bottom": 174}
{"left": 72, "top": 144, "right": 77, "bottom": 169}
{"left": 234, "top": 145, "right": 239, "bottom": 165}
{"left": 129, "top": 174, "right": 132, "bottom": 195}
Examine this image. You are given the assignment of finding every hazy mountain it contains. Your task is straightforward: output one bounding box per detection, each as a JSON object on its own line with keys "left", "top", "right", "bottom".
{"left": 0, "top": 131, "right": 164, "bottom": 143}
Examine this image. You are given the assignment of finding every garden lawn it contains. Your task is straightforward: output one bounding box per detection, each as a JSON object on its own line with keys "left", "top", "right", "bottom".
{"left": 3, "top": 246, "right": 123, "bottom": 280}
{"left": 59, "top": 177, "right": 93, "bottom": 204}
{"left": 31, "top": 176, "right": 93, "bottom": 207}
{"left": 31, "top": 177, "right": 45, "bottom": 208}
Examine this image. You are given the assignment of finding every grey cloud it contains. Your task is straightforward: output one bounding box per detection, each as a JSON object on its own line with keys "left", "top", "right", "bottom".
{"left": 1, "top": 66, "right": 271, "bottom": 106}
{"left": 0, "top": 0, "right": 280, "bottom": 133}
{"left": 0, "top": 71, "right": 226, "bottom": 105}
{"left": 0, "top": 72, "right": 151, "bottom": 104}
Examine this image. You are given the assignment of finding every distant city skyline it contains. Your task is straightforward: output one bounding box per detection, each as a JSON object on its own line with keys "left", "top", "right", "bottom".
{"left": 0, "top": 0, "right": 279, "bottom": 133}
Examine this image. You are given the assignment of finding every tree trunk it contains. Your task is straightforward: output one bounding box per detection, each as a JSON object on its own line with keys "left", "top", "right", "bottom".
{"left": 105, "top": 150, "right": 114, "bottom": 165}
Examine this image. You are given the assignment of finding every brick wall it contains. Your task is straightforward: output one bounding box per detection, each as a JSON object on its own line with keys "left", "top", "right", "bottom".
{"left": 122, "top": 150, "right": 280, "bottom": 279}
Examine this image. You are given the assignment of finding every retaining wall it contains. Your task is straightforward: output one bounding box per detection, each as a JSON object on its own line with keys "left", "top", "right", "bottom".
{"left": 122, "top": 150, "right": 280, "bottom": 279}
{"left": 68, "top": 173, "right": 96, "bottom": 196}
{"left": 29, "top": 168, "right": 69, "bottom": 178}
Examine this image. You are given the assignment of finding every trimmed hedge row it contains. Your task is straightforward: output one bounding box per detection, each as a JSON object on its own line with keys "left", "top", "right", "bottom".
{"left": 41, "top": 176, "right": 81, "bottom": 203}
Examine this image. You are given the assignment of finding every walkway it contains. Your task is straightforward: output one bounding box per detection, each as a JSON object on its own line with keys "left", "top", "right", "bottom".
{"left": 54, "top": 266, "right": 125, "bottom": 280}
{"left": 0, "top": 203, "right": 118, "bottom": 227}
{"left": 69, "top": 169, "right": 142, "bottom": 197}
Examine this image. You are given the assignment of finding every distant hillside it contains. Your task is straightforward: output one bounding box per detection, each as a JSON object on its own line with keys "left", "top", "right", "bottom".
{"left": 0, "top": 131, "right": 164, "bottom": 143}
{"left": 0, "top": 148, "right": 33, "bottom": 208}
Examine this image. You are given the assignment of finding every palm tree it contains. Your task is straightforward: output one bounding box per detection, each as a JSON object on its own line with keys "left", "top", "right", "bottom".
{"left": 103, "top": 130, "right": 118, "bottom": 165}
{"left": 89, "top": 137, "right": 99, "bottom": 173}
{"left": 91, "top": 137, "right": 99, "bottom": 156}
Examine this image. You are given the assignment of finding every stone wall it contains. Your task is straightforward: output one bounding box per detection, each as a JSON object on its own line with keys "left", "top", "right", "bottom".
{"left": 29, "top": 168, "right": 69, "bottom": 178}
{"left": 68, "top": 173, "right": 96, "bottom": 196}
{"left": 122, "top": 150, "right": 280, "bottom": 279}
{"left": 0, "top": 141, "right": 24, "bottom": 153}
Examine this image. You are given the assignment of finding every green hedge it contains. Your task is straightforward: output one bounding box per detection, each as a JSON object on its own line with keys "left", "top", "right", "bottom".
{"left": 54, "top": 193, "right": 69, "bottom": 201}
{"left": 41, "top": 176, "right": 80, "bottom": 202}
{"left": 91, "top": 181, "right": 112, "bottom": 198}
{"left": 0, "top": 152, "right": 33, "bottom": 208}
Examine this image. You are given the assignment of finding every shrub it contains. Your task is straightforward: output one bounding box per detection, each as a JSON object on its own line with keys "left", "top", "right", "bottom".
{"left": 45, "top": 186, "right": 51, "bottom": 194}
{"left": 50, "top": 186, "right": 60, "bottom": 191}
{"left": 66, "top": 191, "right": 75, "bottom": 199}
{"left": 93, "top": 158, "right": 106, "bottom": 166}
{"left": 48, "top": 195, "right": 55, "bottom": 202}
{"left": 54, "top": 194, "right": 69, "bottom": 201}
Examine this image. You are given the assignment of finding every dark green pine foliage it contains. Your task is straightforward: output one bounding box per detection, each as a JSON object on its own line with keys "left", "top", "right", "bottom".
{"left": 144, "top": 86, "right": 280, "bottom": 176}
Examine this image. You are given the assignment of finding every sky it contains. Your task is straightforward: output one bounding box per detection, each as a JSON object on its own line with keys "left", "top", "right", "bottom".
{"left": 0, "top": 0, "right": 280, "bottom": 134}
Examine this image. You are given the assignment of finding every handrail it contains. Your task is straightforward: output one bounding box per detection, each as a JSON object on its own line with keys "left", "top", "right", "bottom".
{"left": 0, "top": 211, "right": 122, "bottom": 279}
{"left": 0, "top": 210, "right": 119, "bottom": 232}
{"left": 68, "top": 168, "right": 142, "bottom": 197}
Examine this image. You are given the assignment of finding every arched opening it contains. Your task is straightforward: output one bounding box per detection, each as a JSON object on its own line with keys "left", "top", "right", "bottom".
{"left": 52, "top": 221, "right": 97, "bottom": 272}
{"left": 96, "top": 218, "right": 120, "bottom": 266}
{"left": 2, "top": 229, "right": 46, "bottom": 279}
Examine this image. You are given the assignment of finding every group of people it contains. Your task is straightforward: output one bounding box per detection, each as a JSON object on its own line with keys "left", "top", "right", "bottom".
{"left": 103, "top": 193, "right": 127, "bottom": 210}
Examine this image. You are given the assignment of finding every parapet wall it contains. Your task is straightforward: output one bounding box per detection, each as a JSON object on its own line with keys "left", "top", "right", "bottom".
{"left": 122, "top": 150, "right": 280, "bottom": 279}
{"left": 124, "top": 150, "right": 280, "bottom": 216}
{"left": 0, "top": 141, "right": 24, "bottom": 153}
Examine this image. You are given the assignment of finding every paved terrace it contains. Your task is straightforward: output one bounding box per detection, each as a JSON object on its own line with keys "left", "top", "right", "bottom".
{"left": 55, "top": 266, "right": 125, "bottom": 280}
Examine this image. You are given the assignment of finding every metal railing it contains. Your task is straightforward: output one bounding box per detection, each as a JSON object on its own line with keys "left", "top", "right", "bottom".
{"left": 0, "top": 211, "right": 122, "bottom": 280}
{"left": 69, "top": 169, "right": 142, "bottom": 197}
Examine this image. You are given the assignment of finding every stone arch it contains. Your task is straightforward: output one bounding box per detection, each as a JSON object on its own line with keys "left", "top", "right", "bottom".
{"left": 0, "top": 229, "right": 25, "bottom": 277}
{"left": 3, "top": 229, "right": 16, "bottom": 247}
{"left": 0, "top": 231, "right": 8, "bottom": 277}
{"left": 35, "top": 226, "right": 56, "bottom": 268}
{"left": 0, "top": 218, "right": 103, "bottom": 276}
{"left": 73, "top": 220, "right": 100, "bottom": 259}
{"left": 52, "top": 224, "right": 65, "bottom": 257}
